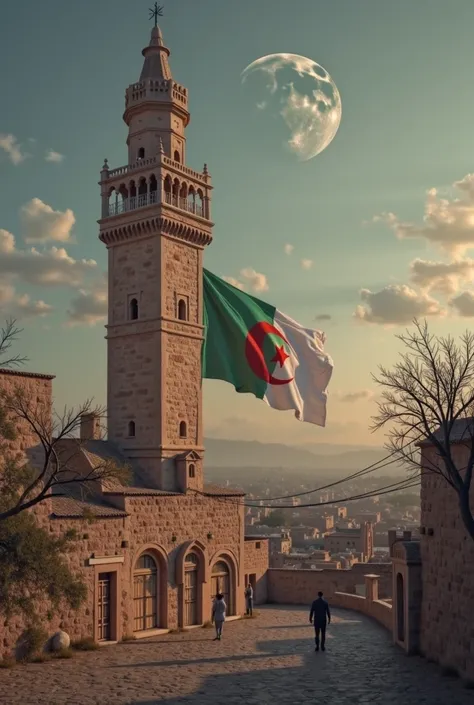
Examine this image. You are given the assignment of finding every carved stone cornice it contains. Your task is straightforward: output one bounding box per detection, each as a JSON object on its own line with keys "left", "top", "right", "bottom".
{"left": 99, "top": 213, "right": 212, "bottom": 247}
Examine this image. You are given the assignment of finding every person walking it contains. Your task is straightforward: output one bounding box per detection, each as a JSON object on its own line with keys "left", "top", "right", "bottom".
{"left": 211, "top": 592, "right": 226, "bottom": 641}
{"left": 245, "top": 581, "right": 254, "bottom": 616}
{"left": 309, "top": 591, "right": 331, "bottom": 652}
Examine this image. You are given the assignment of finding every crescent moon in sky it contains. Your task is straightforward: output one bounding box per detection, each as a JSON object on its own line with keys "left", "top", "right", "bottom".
{"left": 245, "top": 321, "right": 294, "bottom": 386}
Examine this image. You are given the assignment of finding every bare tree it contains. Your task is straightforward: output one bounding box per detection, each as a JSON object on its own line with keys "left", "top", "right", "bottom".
{"left": 0, "top": 318, "right": 28, "bottom": 369}
{"left": 371, "top": 319, "right": 474, "bottom": 541}
{"left": 0, "top": 320, "right": 129, "bottom": 521}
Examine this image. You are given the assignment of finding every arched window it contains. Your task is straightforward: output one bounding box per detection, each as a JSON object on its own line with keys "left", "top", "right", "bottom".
{"left": 137, "top": 147, "right": 145, "bottom": 159}
{"left": 130, "top": 298, "right": 138, "bottom": 320}
{"left": 174, "top": 150, "right": 180, "bottom": 163}
{"left": 128, "top": 420, "right": 136, "bottom": 437}
{"left": 189, "top": 464, "right": 195, "bottom": 478}
{"left": 179, "top": 421, "right": 187, "bottom": 438}
{"left": 177, "top": 299, "right": 187, "bottom": 321}
{"left": 133, "top": 553, "right": 158, "bottom": 631}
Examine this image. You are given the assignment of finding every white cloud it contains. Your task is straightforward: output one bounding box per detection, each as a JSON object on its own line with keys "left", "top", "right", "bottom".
{"left": 20, "top": 198, "right": 75, "bottom": 243}
{"left": 223, "top": 276, "right": 245, "bottom": 291}
{"left": 449, "top": 291, "right": 474, "bottom": 317}
{"left": 409, "top": 258, "right": 474, "bottom": 295}
{"left": 0, "top": 229, "right": 97, "bottom": 288}
{"left": 45, "top": 149, "right": 65, "bottom": 163}
{"left": 300, "top": 258, "right": 313, "bottom": 270}
{"left": 240, "top": 267, "right": 269, "bottom": 292}
{"left": 0, "top": 133, "right": 29, "bottom": 165}
{"left": 336, "top": 389, "right": 374, "bottom": 403}
{"left": 0, "top": 282, "right": 52, "bottom": 318}
{"left": 372, "top": 174, "right": 474, "bottom": 255}
{"left": 355, "top": 284, "right": 444, "bottom": 324}
{"left": 67, "top": 277, "right": 107, "bottom": 326}
{"left": 284, "top": 244, "right": 294, "bottom": 255}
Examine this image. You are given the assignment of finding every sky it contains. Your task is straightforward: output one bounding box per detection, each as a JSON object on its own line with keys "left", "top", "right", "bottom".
{"left": 2, "top": 0, "right": 474, "bottom": 448}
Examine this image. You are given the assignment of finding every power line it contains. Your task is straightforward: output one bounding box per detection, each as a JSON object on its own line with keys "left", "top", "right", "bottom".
{"left": 243, "top": 451, "right": 401, "bottom": 504}
{"left": 242, "top": 474, "right": 421, "bottom": 510}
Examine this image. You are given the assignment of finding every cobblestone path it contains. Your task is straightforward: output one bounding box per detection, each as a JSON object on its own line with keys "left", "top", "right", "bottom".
{"left": 0, "top": 607, "right": 472, "bottom": 704}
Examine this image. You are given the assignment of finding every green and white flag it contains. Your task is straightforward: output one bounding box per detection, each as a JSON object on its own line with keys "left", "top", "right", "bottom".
{"left": 202, "top": 269, "right": 333, "bottom": 427}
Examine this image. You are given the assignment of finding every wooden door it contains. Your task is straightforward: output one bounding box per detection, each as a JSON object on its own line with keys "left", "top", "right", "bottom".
{"left": 97, "top": 573, "right": 112, "bottom": 641}
{"left": 185, "top": 567, "right": 198, "bottom": 625}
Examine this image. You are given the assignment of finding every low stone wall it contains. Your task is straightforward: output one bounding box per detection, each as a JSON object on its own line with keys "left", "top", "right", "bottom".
{"left": 335, "top": 591, "right": 393, "bottom": 631}
{"left": 244, "top": 538, "right": 270, "bottom": 604}
{"left": 267, "top": 562, "right": 392, "bottom": 605}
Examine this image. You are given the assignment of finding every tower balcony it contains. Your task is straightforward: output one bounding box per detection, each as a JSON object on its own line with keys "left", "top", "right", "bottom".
{"left": 107, "top": 190, "right": 205, "bottom": 219}
{"left": 100, "top": 155, "right": 212, "bottom": 222}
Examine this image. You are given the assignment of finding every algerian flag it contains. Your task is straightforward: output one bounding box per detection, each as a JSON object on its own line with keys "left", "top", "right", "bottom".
{"left": 202, "top": 269, "right": 333, "bottom": 427}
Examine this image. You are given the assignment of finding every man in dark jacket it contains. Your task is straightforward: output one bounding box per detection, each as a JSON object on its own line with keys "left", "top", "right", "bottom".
{"left": 309, "top": 591, "right": 331, "bottom": 651}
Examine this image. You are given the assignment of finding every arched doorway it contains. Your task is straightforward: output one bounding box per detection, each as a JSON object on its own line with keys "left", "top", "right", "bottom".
{"left": 211, "top": 559, "right": 234, "bottom": 616}
{"left": 396, "top": 572, "right": 405, "bottom": 642}
{"left": 133, "top": 553, "right": 158, "bottom": 632}
{"left": 184, "top": 552, "right": 199, "bottom": 626}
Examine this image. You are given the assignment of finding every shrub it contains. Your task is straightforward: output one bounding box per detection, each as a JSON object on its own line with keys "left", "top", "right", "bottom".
{"left": 71, "top": 637, "right": 99, "bottom": 651}
{"left": 0, "top": 657, "right": 15, "bottom": 669}
{"left": 16, "top": 626, "right": 48, "bottom": 662}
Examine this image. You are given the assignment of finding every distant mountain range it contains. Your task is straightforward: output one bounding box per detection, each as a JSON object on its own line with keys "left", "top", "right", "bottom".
{"left": 203, "top": 437, "right": 397, "bottom": 471}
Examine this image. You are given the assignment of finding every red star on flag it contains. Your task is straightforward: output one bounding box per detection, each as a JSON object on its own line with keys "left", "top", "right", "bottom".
{"left": 271, "top": 344, "right": 290, "bottom": 368}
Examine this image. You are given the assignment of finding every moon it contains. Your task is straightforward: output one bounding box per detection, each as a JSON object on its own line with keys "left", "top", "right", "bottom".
{"left": 241, "top": 53, "right": 342, "bottom": 162}
{"left": 245, "top": 321, "right": 294, "bottom": 386}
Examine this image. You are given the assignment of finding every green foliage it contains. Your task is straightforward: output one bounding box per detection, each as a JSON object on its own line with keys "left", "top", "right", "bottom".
{"left": 16, "top": 626, "right": 48, "bottom": 661}
{"left": 71, "top": 637, "right": 99, "bottom": 651}
{"left": 0, "top": 510, "right": 87, "bottom": 621}
{"left": 263, "top": 509, "right": 287, "bottom": 527}
{"left": 0, "top": 657, "right": 16, "bottom": 669}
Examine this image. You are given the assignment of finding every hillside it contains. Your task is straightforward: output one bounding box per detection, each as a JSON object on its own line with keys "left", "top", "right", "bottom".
{"left": 203, "top": 437, "right": 392, "bottom": 471}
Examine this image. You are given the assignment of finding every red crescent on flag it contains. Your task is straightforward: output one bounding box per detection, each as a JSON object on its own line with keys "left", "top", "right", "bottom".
{"left": 245, "top": 321, "right": 294, "bottom": 386}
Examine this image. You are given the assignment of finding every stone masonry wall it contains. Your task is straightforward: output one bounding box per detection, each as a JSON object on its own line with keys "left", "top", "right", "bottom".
{"left": 0, "top": 491, "right": 245, "bottom": 659}
{"left": 268, "top": 563, "right": 392, "bottom": 606}
{"left": 0, "top": 370, "right": 53, "bottom": 467}
{"left": 243, "top": 538, "right": 270, "bottom": 604}
{"left": 420, "top": 445, "right": 474, "bottom": 680}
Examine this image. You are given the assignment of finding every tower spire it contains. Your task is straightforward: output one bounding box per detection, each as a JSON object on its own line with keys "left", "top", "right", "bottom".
{"left": 141, "top": 4, "right": 171, "bottom": 80}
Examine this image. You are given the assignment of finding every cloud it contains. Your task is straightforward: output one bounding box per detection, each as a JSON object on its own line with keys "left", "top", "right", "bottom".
{"left": 300, "top": 258, "right": 313, "bottom": 270}
{"left": 354, "top": 284, "right": 444, "bottom": 324}
{"left": 449, "top": 291, "right": 474, "bottom": 317}
{"left": 67, "top": 277, "right": 107, "bottom": 326}
{"left": 0, "top": 134, "right": 29, "bottom": 165}
{"left": 240, "top": 267, "right": 269, "bottom": 292}
{"left": 315, "top": 314, "right": 331, "bottom": 321}
{"left": 223, "top": 276, "right": 245, "bottom": 291}
{"left": 284, "top": 244, "right": 294, "bottom": 255}
{"left": 0, "top": 282, "right": 52, "bottom": 318}
{"left": 336, "top": 389, "right": 374, "bottom": 403}
{"left": 0, "top": 229, "right": 97, "bottom": 288}
{"left": 20, "top": 198, "right": 75, "bottom": 243}
{"left": 372, "top": 174, "right": 474, "bottom": 255}
{"left": 409, "top": 257, "right": 474, "bottom": 295}
{"left": 45, "top": 149, "right": 65, "bottom": 163}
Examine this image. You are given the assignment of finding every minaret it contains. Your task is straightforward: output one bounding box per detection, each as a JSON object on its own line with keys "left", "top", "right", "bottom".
{"left": 98, "top": 21, "right": 213, "bottom": 493}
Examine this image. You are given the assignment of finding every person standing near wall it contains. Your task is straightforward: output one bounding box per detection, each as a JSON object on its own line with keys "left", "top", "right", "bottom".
{"left": 309, "top": 591, "right": 331, "bottom": 652}
{"left": 245, "top": 581, "right": 254, "bottom": 616}
{"left": 212, "top": 593, "right": 226, "bottom": 641}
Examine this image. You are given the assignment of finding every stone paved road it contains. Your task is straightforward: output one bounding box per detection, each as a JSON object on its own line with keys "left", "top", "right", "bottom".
{"left": 0, "top": 607, "right": 472, "bottom": 704}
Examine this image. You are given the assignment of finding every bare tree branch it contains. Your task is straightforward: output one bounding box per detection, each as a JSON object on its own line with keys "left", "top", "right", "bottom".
{"left": 0, "top": 319, "right": 28, "bottom": 369}
{"left": 0, "top": 387, "right": 129, "bottom": 522}
{"left": 371, "top": 318, "right": 474, "bottom": 541}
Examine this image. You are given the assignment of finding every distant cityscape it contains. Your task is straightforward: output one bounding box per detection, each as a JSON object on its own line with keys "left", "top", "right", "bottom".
{"left": 207, "top": 458, "right": 420, "bottom": 572}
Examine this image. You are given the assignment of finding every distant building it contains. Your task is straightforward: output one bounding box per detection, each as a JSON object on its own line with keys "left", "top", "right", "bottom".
{"left": 324, "top": 522, "right": 374, "bottom": 561}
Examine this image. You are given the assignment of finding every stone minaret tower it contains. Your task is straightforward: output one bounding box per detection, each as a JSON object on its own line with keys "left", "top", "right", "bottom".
{"left": 98, "top": 23, "right": 213, "bottom": 493}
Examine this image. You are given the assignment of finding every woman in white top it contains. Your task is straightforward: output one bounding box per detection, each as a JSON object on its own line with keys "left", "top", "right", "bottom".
{"left": 211, "top": 592, "right": 226, "bottom": 640}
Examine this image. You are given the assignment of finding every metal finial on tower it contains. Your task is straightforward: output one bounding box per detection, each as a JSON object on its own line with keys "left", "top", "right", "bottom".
{"left": 149, "top": 2, "right": 163, "bottom": 27}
